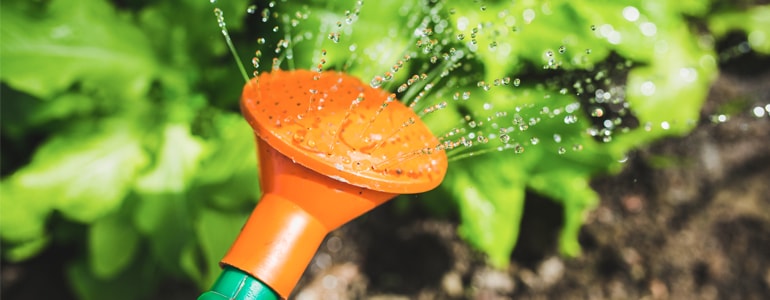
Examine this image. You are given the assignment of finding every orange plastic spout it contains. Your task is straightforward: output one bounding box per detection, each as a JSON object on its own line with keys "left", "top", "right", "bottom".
{"left": 220, "top": 139, "right": 395, "bottom": 298}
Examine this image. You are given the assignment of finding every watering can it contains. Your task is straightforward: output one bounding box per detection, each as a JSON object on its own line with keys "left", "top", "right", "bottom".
{"left": 198, "top": 70, "right": 447, "bottom": 299}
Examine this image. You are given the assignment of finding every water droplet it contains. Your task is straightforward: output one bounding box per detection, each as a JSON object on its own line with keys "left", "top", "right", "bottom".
{"left": 500, "top": 134, "right": 511, "bottom": 143}
{"left": 462, "top": 91, "right": 471, "bottom": 100}
{"left": 514, "top": 144, "right": 525, "bottom": 154}
{"left": 622, "top": 6, "right": 640, "bottom": 22}
{"left": 590, "top": 107, "right": 604, "bottom": 117}
{"left": 585, "top": 48, "right": 592, "bottom": 54}
{"left": 752, "top": 106, "right": 766, "bottom": 118}
{"left": 558, "top": 45, "right": 566, "bottom": 54}
{"left": 513, "top": 78, "right": 521, "bottom": 87}
{"left": 572, "top": 144, "right": 583, "bottom": 151}
{"left": 530, "top": 137, "right": 540, "bottom": 145}
{"left": 523, "top": 8, "right": 536, "bottom": 23}
{"left": 328, "top": 32, "right": 340, "bottom": 43}
{"left": 247, "top": 5, "right": 257, "bottom": 14}
{"left": 457, "top": 33, "right": 465, "bottom": 40}
{"left": 640, "top": 81, "right": 656, "bottom": 96}
{"left": 352, "top": 160, "right": 371, "bottom": 172}
{"left": 370, "top": 76, "right": 383, "bottom": 88}
{"left": 709, "top": 114, "right": 729, "bottom": 123}
{"left": 557, "top": 147, "right": 567, "bottom": 155}
{"left": 564, "top": 115, "right": 578, "bottom": 124}
{"left": 553, "top": 134, "right": 562, "bottom": 143}
{"left": 293, "top": 133, "right": 305, "bottom": 143}
{"left": 546, "top": 50, "right": 554, "bottom": 57}
{"left": 590, "top": 24, "right": 597, "bottom": 31}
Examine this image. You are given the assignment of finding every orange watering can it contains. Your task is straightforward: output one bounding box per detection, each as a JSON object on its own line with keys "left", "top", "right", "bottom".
{"left": 198, "top": 70, "right": 448, "bottom": 299}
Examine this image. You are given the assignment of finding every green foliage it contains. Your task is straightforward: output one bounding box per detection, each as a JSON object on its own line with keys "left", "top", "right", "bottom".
{"left": 431, "top": 0, "right": 721, "bottom": 264}
{"left": 1, "top": 0, "right": 767, "bottom": 298}
{"left": 1, "top": 0, "right": 258, "bottom": 297}
{"left": 709, "top": 5, "right": 770, "bottom": 54}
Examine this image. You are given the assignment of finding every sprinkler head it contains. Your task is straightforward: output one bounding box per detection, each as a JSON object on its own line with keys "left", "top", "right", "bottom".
{"left": 218, "top": 70, "right": 447, "bottom": 298}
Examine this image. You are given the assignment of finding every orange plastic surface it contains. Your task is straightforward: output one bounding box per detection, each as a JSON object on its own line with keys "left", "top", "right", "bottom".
{"left": 241, "top": 70, "right": 447, "bottom": 194}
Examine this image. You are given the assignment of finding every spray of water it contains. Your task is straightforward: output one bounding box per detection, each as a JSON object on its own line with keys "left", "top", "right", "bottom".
{"left": 213, "top": 0, "right": 769, "bottom": 168}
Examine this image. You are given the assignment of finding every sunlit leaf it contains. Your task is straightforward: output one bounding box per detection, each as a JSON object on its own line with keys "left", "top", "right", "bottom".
{"left": 445, "top": 156, "right": 528, "bottom": 268}
{"left": 0, "top": 121, "right": 148, "bottom": 227}
{"left": 0, "top": 0, "right": 157, "bottom": 99}
{"left": 136, "top": 124, "right": 208, "bottom": 194}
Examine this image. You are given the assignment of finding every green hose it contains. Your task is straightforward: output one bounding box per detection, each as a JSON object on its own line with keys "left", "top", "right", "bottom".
{"left": 198, "top": 266, "right": 280, "bottom": 300}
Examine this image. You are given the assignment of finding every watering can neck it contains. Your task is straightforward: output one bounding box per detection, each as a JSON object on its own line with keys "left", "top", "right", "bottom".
{"left": 216, "top": 138, "right": 395, "bottom": 298}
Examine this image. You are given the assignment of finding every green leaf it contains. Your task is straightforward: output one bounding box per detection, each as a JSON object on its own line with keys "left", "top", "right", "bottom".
{"left": 195, "top": 207, "right": 249, "bottom": 287}
{"left": 89, "top": 212, "right": 141, "bottom": 279}
{"left": 0, "top": 0, "right": 157, "bottom": 100}
{"left": 180, "top": 241, "right": 205, "bottom": 285}
{"left": 529, "top": 171, "right": 598, "bottom": 257}
{"left": 192, "top": 111, "right": 260, "bottom": 210}
{"left": 193, "top": 112, "right": 257, "bottom": 185}
{"left": 136, "top": 124, "right": 208, "bottom": 194}
{"left": 444, "top": 155, "right": 530, "bottom": 268}
{"left": 1, "top": 235, "right": 50, "bottom": 262}
{"left": 132, "top": 194, "right": 194, "bottom": 276}
{"left": 68, "top": 257, "right": 158, "bottom": 300}
{"left": 0, "top": 121, "right": 148, "bottom": 245}
{"left": 709, "top": 5, "right": 770, "bottom": 54}
{"left": 0, "top": 181, "right": 51, "bottom": 244}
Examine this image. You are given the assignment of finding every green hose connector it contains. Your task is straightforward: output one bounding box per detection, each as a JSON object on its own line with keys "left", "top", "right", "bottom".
{"left": 198, "top": 266, "right": 280, "bottom": 300}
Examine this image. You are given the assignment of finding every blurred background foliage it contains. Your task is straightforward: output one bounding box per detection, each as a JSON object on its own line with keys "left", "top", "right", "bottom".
{"left": 1, "top": 0, "right": 768, "bottom": 299}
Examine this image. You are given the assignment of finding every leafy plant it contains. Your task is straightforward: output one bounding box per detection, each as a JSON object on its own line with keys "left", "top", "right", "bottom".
{"left": 265, "top": 0, "right": 765, "bottom": 267}
{"left": 1, "top": 0, "right": 260, "bottom": 298}
{"left": 1, "top": 0, "right": 767, "bottom": 298}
